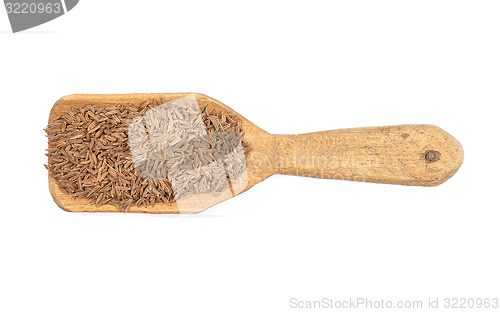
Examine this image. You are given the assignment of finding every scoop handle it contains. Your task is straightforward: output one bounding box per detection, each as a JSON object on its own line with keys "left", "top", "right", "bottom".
{"left": 272, "top": 125, "right": 463, "bottom": 186}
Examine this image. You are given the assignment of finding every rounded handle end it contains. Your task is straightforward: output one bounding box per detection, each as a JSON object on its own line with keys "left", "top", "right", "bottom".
{"left": 411, "top": 125, "right": 464, "bottom": 186}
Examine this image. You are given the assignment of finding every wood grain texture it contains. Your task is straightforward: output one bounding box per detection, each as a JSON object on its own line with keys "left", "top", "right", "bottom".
{"left": 271, "top": 125, "right": 463, "bottom": 186}
{"left": 47, "top": 93, "right": 464, "bottom": 213}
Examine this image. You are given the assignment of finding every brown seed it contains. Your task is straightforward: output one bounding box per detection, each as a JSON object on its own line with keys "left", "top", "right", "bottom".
{"left": 45, "top": 99, "right": 249, "bottom": 211}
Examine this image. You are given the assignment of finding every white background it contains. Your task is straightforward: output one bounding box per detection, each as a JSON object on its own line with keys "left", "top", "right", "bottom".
{"left": 0, "top": 1, "right": 499, "bottom": 311}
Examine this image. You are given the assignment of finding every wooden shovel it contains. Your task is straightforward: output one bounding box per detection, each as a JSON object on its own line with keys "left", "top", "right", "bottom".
{"left": 48, "top": 93, "right": 464, "bottom": 213}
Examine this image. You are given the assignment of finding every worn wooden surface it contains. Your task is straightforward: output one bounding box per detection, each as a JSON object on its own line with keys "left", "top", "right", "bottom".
{"left": 47, "top": 93, "right": 464, "bottom": 213}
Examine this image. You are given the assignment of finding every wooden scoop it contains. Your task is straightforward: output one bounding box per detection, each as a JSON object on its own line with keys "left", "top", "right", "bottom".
{"left": 48, "top": 93, "right": 464, "bottom": 214}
